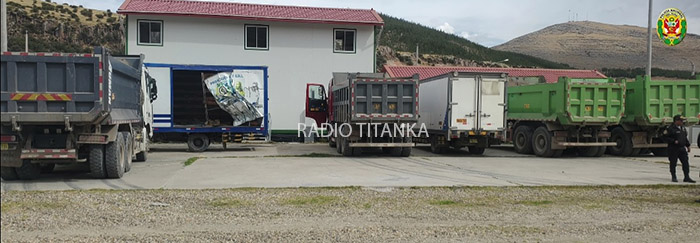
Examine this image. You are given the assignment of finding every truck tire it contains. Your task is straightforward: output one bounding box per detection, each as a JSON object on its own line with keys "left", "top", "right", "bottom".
{"left": 187, "top": 134, "right": 210, "bottom": 152}
{"left": 513, "top": 126, "right": 534, "bottom": 154}
{"left": 336, "top": 137, "right": 343, "bottom": 154}
{"left": 341, "top": 138, "right": 355, "bottom": 157}
{"left": 430, "top": 136, "right": 446, "bottom": 154}
{"left": 532, "top": 127, "right": 559, "bottom": 157}
{"left": 89, "top": 145, "right": 106, "bottom": 178}
{"left": 468, "top": 146, "right": 486, "bottom": 155}
{"left": 40, "top": 164, "right": 56, "bottom": 173}
{"left": 0, "top": 167, "right": 19, "bottom": 181}
{"left": 389, "top": 147, "right": 403, "bottom": 156}
{"left": 638, "top": 148, "right": 651, "bottom": 155}
{"left": 401, "top": 147, "right": 412, "bottom": 157}
{"left": 135, "top": 138, "right": 149, "bottom": 162}
{"left": 608, "top": 127, "right": 633, "bottom": 156}
{"left": 16, "top": 160, "right": 41, "bottom": 180}
{"left": 578, "top": 146, "right": 605, "bottom": 157}
{"left": 651, "top": 148, "right": 668, "bottom": 157}
{"left": 121, "top": 132, "right": 133, "bottom": 173}
{"left": 697, "top": 135, "right": 699, "bottom": 149}
{"left": 329, "top": 136, "right": 337, "bottom": 148}
{"left": 105, "top": 132, "right": 126, "bottom": 179}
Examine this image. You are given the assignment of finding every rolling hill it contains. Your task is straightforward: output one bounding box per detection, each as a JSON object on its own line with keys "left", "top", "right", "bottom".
{"left": 493, "top": 21, "right": 700, "bottom": 72}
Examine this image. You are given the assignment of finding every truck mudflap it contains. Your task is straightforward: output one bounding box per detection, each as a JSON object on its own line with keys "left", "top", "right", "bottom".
{"left": 20, "top": 149, "right": 77, "bottom": 159}
{"left": 349, "top": 143, "right": 415, "bottom": 147}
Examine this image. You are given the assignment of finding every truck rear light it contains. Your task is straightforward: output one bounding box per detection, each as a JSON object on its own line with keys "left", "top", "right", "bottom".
{"left": 0, "top": 135, "right": 17, "bottom": 142}
{"left": 468, "top": 131, "right": 476, "bottom": 136}
{"left": 480, "top": 131, "right": 487, "bottom": 136}
{"left": 79, "top": 135, "right": 107, "bottom": 143}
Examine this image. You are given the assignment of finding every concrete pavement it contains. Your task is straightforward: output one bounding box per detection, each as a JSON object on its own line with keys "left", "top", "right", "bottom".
{"left": 1, "top": 143, "right": 698, "bottom": 191}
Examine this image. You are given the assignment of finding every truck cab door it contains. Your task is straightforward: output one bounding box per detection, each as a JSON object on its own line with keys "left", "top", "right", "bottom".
{"left": 306, "top": 83, "right": 328, "bottom": 126}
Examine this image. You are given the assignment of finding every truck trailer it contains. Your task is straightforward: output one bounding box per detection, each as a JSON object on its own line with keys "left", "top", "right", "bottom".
{"left": 305, "top": 73, "right": 419, "bottom": 156}
{"left": 507, "top": 77, "right": 625, "bottom": 157}
{"left": 147, "top": 65, "right": 269, "bottom": 152}
{"left": 607, "top": 75, "right": 700, "bottom": 156}
{"left": 1, "top": 48, "right": 157, "bottom": 180}
{"left": 415, "top": 72, "right": 507, "bottom": 154}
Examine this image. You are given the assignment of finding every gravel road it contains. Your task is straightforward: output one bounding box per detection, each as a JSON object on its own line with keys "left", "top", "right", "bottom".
{"left": 2, "top": 185, "right": 699, "bottom": 242}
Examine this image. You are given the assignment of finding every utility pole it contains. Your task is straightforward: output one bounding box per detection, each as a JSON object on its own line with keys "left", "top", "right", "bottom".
{"left": 1, "top": 0, "right": 7, "bottom": 52}
{"left": 25, "top": 30, "right": 28, "bottom": 52}
{"left": 415, "top": 45, "right": 419, "bottom": 60}
{"left": 646, "top": 0, "right": 653, "bottom": 77}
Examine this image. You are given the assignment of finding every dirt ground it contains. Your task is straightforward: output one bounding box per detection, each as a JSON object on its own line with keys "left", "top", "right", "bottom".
{"left": 1, "top": 185, "right": 698, "bottom": 242}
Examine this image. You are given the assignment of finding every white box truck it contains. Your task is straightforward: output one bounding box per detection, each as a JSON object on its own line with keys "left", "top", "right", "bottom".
{"left": 415, "top": 72, "right": 507, "bottom": 154}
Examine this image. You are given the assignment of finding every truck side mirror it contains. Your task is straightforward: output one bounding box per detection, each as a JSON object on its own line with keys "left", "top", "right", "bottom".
{"left": 148, "top": 77, "right": 158, "bottom": 102}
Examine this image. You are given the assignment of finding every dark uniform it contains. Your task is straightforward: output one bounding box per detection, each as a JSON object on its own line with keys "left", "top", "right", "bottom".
{"left": 664, "top": 122, "right": 691, "bottom": 182}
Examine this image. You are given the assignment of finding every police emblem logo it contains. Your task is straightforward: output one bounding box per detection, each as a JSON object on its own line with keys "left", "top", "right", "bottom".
{"left": 657, "top": 8, "right": 687, "bottom": 46}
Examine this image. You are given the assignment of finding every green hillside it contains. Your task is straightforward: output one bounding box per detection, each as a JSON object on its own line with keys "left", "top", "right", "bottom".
{"left": 378, "top": 14, "right": 572, "bottom": 69}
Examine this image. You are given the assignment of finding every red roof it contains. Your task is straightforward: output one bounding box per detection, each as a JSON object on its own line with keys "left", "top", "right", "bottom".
{"left": 118, "top": 0, "right": 384, "bottom": 25}
{"left": 384, "top": 65, "right": 607, "bottom": 83}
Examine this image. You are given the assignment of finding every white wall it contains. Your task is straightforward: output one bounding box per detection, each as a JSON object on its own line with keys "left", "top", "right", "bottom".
{"left": 126, "top": 14, "right": 376, "bottom": 131}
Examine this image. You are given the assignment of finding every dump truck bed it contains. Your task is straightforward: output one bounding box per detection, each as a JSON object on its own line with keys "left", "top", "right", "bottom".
{"left": 1, "top": 48, "right": 144, "bottom": 126}
{"left": 623, "top": 76, "right": 700, "bottom": 126}
{"left": 507, "top": 78, "right": 625, "bottom": 126}
{"left": 331, "top": 73, "right": 419, "bottom": 124}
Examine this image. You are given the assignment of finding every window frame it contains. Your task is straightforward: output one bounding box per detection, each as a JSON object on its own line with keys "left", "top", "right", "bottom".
{"left": 137, "top": 19, "right": 164, "bottom": 46}
{"left": 333, "top": 28, "right": 357, "bottom": 54}
{"left": 244, "top": 24, "right": 270, "bottom": 51}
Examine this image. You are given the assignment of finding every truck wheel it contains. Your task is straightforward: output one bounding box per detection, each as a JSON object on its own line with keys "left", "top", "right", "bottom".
{"left": 390, "top": 147, "right": 403, "bottom": 156}
{"left": 532, "top": 127, "right": 557, "bottom": 157}
{"left": 135, "top": 139, "right": 149, "bottom": 162}
{"left": 513, "top": 126, "right": 534, "bottom": 154}
{"left": 16, "top": 160, "right": 41, "bottom": 180}
{"left": 105, "top": 132, "right": 126, "bottom": 179}
{"left": 638, "top": 148, "right": 651, "bottom": 155}
{"left": 329, "top": 136, "right": 337, "bottom": 148}
{"left": 468, "top": 146, "right": 486, "bottom": 155}
{"left": 651, "top": 148, "right": 668, "bottom": 157}
{"left": 40, "top": 164, "right": 56, "bottom": 173}
{"left": 0, "top": 167, "right": 19, "bottom": 181}
{"left": 336, "top": 137, "right": 343, "bottom": 154}
{"left": 608, "top": 127, "right": 633, "bottom": 156}
{"left": 341, "top": 138, "right": 354, "bottom": 157}
{"left": 89, "top": 145, "right": 106, "bottom": 178}
{"left": 430, "top": 136, "right": 446, "bottom": 154}
{"left": 401, "top": 147, "right": 412, "bottom": 157}
{"left": 578, "top": 146, "right": 604, "bottom": 157}
{"left": 121, "top": 132, "right": 133, "bottom": 173}
{"left": 187, "top": 134, "right": 210, "bottom": 152}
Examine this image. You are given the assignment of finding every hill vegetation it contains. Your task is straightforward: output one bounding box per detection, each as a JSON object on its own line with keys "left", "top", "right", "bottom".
{"left": 377, "top": 14, "right": 572, "bottom": 70}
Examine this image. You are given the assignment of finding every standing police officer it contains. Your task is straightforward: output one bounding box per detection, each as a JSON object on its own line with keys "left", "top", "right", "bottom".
{"left": 664, "top": 115, "right": 695, "bottom": 183}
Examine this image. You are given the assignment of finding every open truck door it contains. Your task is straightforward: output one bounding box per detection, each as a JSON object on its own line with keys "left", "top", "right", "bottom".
{"left": 305, "top": 83, "right": 328, "bottom": 126}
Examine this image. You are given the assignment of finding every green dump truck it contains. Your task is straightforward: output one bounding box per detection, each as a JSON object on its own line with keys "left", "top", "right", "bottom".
{"left": 607, "top": 76, "right": 700, "bottom": 156}
{"left": 508, "top": 77, "right": 625, "bottom": 157}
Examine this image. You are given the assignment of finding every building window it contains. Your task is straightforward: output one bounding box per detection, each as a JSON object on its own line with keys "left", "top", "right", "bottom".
{"left": 245, "top": 25, "right": 269, "bottom": 50}
{"left": 138, "top": 20, "right": 163, "bottom": 46}
{"left": 334, "top": 29, "right": 356, "bottom": 53}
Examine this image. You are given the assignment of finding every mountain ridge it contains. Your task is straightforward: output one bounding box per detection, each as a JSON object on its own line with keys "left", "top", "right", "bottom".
{"left": 493, "top": 21, "right": 700, "bottom": 72}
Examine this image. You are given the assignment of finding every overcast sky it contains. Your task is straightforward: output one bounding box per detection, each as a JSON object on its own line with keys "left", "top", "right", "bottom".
{"left": 53, "top": 0, "right": 699, "bottom": 47}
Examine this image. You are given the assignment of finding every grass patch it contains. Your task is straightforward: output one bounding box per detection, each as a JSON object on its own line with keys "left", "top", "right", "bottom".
{"left": 207, "top": 198, "right": 244, "bottom": 207}
{"left": 283, "top": 195, "right": 339, "bottom": 206}
{"left": 516, "top": 200, "right": 553, "bottom": 206}
{"left": 184, "top": 157, "right": 202, "bottom": 166}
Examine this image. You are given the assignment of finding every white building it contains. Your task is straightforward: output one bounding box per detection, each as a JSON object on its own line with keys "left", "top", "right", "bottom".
{"left": 118, "top": 0, "right": 383, "bottom": 137}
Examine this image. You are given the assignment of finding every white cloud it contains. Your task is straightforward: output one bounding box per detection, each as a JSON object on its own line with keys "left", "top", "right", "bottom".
{"left": 437, "top": 22, "right": 455, "bottom": 34}
{"left": 460, "top": 32, "right": 477, "bottom": 39}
